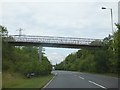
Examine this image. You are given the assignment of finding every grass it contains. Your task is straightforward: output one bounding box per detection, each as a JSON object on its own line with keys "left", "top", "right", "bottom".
{"left": 0, "top": 72, "right": 2, "bottom": 89}
{"left": 2, "top": 72, "right": 54, "bottom": 88}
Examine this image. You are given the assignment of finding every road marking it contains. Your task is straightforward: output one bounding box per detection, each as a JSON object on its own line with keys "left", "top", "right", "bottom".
{"left": 43, "top": 75, "right": 56, "bottom": 88}
{"left": 88, "top": 80, "right": 107, "bottom": 89}
{"left": 74, "top": 75, "right": 77, "bottom": 76}
{"left": 78, "top": 76, "right": 84, "bottom": 79}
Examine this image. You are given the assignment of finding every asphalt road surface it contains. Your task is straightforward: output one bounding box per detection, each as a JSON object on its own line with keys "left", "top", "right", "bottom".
{"left": 43, "top": 70, "right": 119, "bottom": 89}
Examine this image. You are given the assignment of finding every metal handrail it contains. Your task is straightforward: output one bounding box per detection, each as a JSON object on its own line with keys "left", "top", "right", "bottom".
{"left": 7, "top": 35, "right": 103, "bottom": 46}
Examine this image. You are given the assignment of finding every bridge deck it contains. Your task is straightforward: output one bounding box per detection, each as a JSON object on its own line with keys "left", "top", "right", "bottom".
{"left": 7, "top": 35, "right": 103, "bottom": 48}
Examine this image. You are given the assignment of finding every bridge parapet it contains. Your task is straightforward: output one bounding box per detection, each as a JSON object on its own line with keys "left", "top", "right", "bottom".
{"left": 7, "top": 35, "right": 103, "bottom": 48}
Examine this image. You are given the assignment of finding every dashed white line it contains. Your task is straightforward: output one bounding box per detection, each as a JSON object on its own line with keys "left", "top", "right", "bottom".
{"left": 78, "top": 76, "right": 84, "bottom": 79}
{"left": 88, "top": 80, "right": 107, "bottom": 89}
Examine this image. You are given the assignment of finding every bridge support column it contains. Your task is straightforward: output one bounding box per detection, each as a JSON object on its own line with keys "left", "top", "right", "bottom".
{"left": 39, "top": 46, "right": 42, "bottom": 62}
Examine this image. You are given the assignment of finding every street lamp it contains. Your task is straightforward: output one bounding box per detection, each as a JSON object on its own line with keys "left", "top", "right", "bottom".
{"left": 102, "top": 7, "right": 115, "bottom": 52}
{"left": 101, "top": 7, "right": 114, "bottom": 35}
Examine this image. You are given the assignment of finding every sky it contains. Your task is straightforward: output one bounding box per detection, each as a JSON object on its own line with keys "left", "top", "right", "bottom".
{"left": 0, "top": 0, "right": 119, "bottom": 65}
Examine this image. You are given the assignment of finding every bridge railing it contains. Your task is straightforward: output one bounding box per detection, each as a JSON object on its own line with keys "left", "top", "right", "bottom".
{"left": 7, "top": 35, "right": 103, "bottom": 46}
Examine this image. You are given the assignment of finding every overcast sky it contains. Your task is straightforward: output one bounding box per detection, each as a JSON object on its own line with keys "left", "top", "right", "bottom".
{"left": 0, "top": 0, "right": 118, "bottom": 65}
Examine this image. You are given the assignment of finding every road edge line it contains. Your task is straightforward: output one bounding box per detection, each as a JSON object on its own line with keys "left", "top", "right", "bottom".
{"left": 42, "top": 74, "right": 56, "bottom": 88}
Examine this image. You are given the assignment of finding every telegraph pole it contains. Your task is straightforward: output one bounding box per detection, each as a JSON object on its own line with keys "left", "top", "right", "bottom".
{"left": 17, "top": 28, "right": 23, "bottom": 37}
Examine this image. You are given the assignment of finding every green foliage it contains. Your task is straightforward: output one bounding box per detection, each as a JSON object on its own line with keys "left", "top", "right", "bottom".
{"left": 2, "top": 72, "right": 53, "bottom": 88}
{"left": 56, "top": 24, "right": 119, "bottom": 75}
{"left": 0, "top": 25, "right": 8, "bottom": 37}
{"left": 55, "top": 62, "right": 64, "bottom": 70}
{"left": 2, "top": 45, "right": 52, "bottom": 75}
{"left": 2, "top": 26, "right": 52, "bottom": 76}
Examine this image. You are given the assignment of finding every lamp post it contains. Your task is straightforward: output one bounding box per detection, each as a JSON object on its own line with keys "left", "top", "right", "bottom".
{"left": 102, "top": 7, "right": 114, "bottom": 35}
{"left": 102, "top": 7, "right": 115, "bottom": 51}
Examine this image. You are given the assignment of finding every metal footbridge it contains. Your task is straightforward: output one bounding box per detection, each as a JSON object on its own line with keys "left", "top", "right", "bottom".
{"left": 7, "top": 35, "right": 103, "bottom": 48}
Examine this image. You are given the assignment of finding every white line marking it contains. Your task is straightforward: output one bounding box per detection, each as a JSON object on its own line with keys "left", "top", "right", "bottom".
{"left": 79, "top": 76, "right": 84, "bottom": 79}
{"left": 43, "top": 75, "right": 55, "bottom": 88}
{"left": 74, "top": 75, "right": 77, "bottom": 76}
{"left": 88, "top": 80, "right": 107, "bottom": 89}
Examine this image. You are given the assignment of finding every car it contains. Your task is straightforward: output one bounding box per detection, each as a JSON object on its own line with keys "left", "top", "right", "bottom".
{"left": 25, "top": 72, "right": 36, "bottom": 78}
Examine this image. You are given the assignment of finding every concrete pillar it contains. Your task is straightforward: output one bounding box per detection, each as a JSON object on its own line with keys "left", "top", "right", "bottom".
{"left": 39, "top": 46, "right": 42, "bottom": 62}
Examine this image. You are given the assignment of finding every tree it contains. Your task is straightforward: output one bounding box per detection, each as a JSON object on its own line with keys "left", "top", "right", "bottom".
{"left": 0, "top": 25, "right": 8, "bottom": 37}
{"left": 1, "top": 25, "right": 52, "bottom": 76}
{"left": 56, "top": 24, "right": 119, "bottom": 75}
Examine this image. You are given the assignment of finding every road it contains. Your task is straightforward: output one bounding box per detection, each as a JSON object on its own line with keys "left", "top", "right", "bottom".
{"left": 43, "top": 70, "right": 119, "bottom": 89}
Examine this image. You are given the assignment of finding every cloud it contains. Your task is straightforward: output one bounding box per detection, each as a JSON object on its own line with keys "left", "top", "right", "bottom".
{"left": 1, "top": 2, "right": 118, "bottom": 64}
{"left": 2, "top": 2, "right": 118, "bottom": 36}
{"left": 44, "top": 47, "right": 78, "bottom": 65}
{"left": 47, "top": 52, "right": 65, "bottom": 65}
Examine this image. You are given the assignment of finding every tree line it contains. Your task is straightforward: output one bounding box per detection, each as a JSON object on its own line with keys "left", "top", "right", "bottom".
{"left": 55, "top": 24, "right": 120, "bottom": 75}
{"left": 1, "top": 25, "right": 52, "bottom": 76}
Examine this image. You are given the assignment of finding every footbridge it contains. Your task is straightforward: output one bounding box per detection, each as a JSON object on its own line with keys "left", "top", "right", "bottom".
{"left": 7, "top": 35, "right": 103, "bottom": 49}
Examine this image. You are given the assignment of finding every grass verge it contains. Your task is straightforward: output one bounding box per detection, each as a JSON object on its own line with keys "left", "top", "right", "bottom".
{"left": 2, "top": 72, "right": 54, "bottom": 88}
{"left": 0, "top": 72, "right": 2, "bottom": 89}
